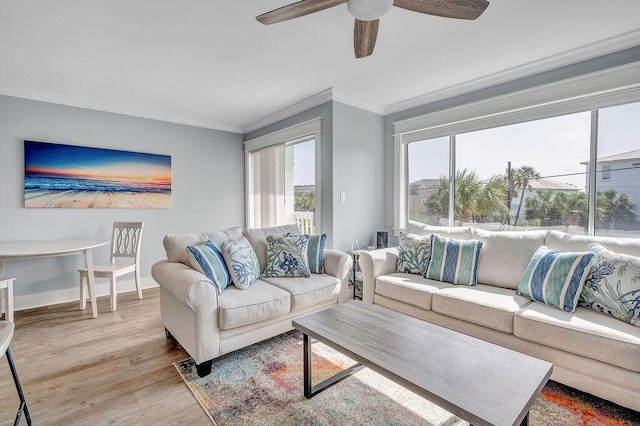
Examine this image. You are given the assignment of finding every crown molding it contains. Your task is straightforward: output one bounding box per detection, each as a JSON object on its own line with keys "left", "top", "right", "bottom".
{"left": 332, "top": 91, "right": 385, "bottom": 115}
{"left": 385, "top": 28, "right": 640, "bottom": 116}
{"left": 242, "top": 88, "right": 334, "bottom": 134}
{"left": 0, "top": 85, "right": 243, "bottom": 133}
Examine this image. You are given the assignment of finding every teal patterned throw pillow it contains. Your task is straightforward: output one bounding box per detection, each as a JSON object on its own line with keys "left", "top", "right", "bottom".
{"left": 263, "top": 235, "right": 311, "bottom": 278}
{"left": 396, "top": 233, "right": 431, "bottom": 275}
{"left": 286, "top": 233, "right": 327, "bottom": 274}
{"left": 424, "top": 234, "right": 482, "bottom": 286}
{"left": 579, "top": 243, "right": 640, "bottom": 326}
{"left": 518, "top": 245, "right": 595, "bottom": 313}
{"left": 221, "top": 236, "right": 260, "bottom": 290}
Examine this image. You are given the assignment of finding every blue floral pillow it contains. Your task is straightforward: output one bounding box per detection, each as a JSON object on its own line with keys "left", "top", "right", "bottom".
{"left": 221, "top": 236, "right": 260, "bottom": 290}
{"left": 396, "top": 233, "right": 431, "bottom": 275}
{"left": 580, "top": 243, "right": 640, "bottom": 326}
{"left": 263, "top": 235, "right": 311, "bottom": 278}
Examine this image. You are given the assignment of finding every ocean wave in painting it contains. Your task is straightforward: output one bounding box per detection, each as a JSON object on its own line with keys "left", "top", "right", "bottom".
{"left": 25, "top": 173, "right": 171, "bottom": 194}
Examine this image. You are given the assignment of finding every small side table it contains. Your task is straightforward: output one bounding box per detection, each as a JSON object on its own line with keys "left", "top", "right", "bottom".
{"left": 349, "top": 250, "right": 367, "bottom": 300}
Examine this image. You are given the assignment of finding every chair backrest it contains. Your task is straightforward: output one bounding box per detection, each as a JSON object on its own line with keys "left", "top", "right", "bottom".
{"left": 110, "top": 222, "right": 144, "bottom": 264}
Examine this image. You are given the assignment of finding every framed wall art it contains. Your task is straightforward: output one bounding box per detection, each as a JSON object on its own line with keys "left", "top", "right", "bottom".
{"left": 24, "top": 140, "right": 171, "bottom": 208}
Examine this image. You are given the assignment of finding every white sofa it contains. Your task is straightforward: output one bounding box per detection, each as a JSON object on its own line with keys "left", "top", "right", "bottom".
{"left": 151, "top": 224, "right": 352, "bottom": 376}
{"left": 359, "top": 222, "right": 640, "bottom": 412}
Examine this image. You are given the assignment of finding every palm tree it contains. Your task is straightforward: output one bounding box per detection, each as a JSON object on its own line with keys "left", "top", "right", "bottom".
{"left": 477, "top": 175, "right": 509, "bottom": 223}
{"left": 423, "top": 176, "right": 450, "bottom": 221}
{"left": 455, "top": 169, "right": 482, "bottom": 224}
{"left": 512, "top": 166, "right": 540, "bottom": 227}
{"left": 423, "top": 170, "right": 509, "bottom": 225}
{"left": 553, "top": 191, "right": 588, "bottom": 227}
{"left": 599, "top": 189, "right": 636, "bottom": 229}
{"left": 525, "top": 190, "right": 556, "bottom": 225}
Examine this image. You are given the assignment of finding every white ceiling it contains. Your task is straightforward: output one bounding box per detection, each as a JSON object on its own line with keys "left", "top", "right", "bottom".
{"left": 1, "top": 0, "right": 639, "bottom": 133}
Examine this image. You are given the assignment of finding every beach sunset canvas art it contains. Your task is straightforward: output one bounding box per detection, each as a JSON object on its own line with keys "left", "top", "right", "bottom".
{"left": 24, "top": 141, "right": 171, "bottom": 208}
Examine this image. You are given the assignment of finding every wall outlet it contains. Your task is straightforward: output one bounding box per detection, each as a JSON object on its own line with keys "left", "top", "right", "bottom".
{"left": 340, "top": 192, "right": 346, "bottom": 203}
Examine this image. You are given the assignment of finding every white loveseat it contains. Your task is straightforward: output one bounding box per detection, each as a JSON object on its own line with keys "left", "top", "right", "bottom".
{"left": 151, "top": 224, "right": 352, "bottom": 376}
{"left": 359, "top": 222, "right": 640, "bottom": 411}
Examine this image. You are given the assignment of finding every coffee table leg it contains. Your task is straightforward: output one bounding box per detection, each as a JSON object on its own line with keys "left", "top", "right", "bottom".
{"left": 303, "top": 333, "right": 364, "bottom": 399}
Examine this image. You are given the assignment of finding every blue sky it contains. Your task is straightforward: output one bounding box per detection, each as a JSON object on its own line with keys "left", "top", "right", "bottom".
{"left": 409, "top": 102, "right": 640, "bottom": 190}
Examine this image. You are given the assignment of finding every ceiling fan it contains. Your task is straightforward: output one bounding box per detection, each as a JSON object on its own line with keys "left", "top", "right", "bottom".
{"left": 256, "top": 0, "right": 489, "bottom": 58}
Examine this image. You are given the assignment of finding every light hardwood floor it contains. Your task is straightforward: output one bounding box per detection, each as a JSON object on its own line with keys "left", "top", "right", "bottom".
{"left": 0, "top": 288, "right": 210, "bottom": 425}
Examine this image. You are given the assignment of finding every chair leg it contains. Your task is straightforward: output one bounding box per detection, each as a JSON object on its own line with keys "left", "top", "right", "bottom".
{"left": 110, "top": 277, "right": 117, "bottom": 312}
{"left": 79, "top": 272, "right": 87, "bottom": 310}
{"left": 6, "top": 348, "right": 31, "bottom": 426}
{"left": 135, "top": 269, "right": 143, "bottom": 300}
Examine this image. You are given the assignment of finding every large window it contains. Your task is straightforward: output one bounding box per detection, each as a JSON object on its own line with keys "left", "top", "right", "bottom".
{"left": 398, "top": 99, "right": 640, "bottom": 238}
{"left": 594, "top": 102, "right": 640, "bottom": 237}
{"left": 245, "top": 119, "right": 321, "bottom": 233}
{"left": 407, "top": 136, "right": 449, "bottom": 226}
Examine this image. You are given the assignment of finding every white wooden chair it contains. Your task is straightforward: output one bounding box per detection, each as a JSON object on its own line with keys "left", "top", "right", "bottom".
{"left": 79, "top": 222, "right": 144, "bottom": 312}
{"left": 1, "top": 321, "right": 31, "bottom": 425}
{"left": 0, "top": 278, "right": 14, "bottom": 323}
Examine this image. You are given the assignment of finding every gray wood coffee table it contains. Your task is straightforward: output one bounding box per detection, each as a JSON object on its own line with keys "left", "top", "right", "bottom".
{"left": 292, "top": 301, "right": 553, "bottom": 426}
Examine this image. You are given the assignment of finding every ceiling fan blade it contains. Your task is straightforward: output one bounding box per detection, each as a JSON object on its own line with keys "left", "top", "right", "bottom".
{"left": 257, "top": 0, "right": 347, "bottom": 25}
{"left": 354, "top": 19, "right": 379, "bottom": 59}
{"left": 393, "top": 0, "right": 489, "bottom": 20}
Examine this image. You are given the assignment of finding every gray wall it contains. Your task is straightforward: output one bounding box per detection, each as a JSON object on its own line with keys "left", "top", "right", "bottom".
{"left": 383, "top": 45, "right": 640, "bottom": 244}
{"left": 244, "top": 101, "right": 387, "bottom": 252}
{"left": 0, "top": 95, "right": 244, "bottom": 298}
{"left": 332, "top": 102, "right": 385, "bottom": 251}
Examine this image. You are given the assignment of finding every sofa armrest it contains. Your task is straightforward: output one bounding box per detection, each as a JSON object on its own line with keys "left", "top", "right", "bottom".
{"left": 151, "top": 260, "right": 219, "bottom": 312}
{"left": 359, "top": 248, "right": 400, "bottom": 304}
{"left": 322, "top": 249, "right": 353, "bottom": 304}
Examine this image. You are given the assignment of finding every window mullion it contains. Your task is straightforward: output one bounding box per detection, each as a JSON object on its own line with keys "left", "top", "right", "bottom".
{"left": 588, "top": 109, "right": 598, "bottom": 236}
{"left": 449, "top": 135, "right": 456, "bottom": 227}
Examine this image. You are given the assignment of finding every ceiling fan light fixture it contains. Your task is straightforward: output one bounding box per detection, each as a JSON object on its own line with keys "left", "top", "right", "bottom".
{"left": 347, "top": 0, "right": 393, "bottom": 21}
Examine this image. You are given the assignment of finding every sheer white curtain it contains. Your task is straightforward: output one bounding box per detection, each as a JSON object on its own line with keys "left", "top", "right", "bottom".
{"left": 250, "top": 144, "right": 294, "bottom": 228}
{"left": 244, "top": 117, "right": 321, "bottom": 231}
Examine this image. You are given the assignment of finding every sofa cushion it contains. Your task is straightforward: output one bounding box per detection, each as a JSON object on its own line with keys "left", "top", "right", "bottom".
{"left": 217, "top": 280, "right": 291, "bottom": 330}
{"left": 517, "top": 246, "right": 595, "bottom": 313}
{"left": 545, "top": 230, "right": 640, "bottom": 258}
{"left": 263, "top": 234, "right": 311, "bottom": 278}
{"left": 375, "top": 273, "right": 453, "bottom": 310}
{"left": 396, "top": 233, "right": 431, "bottom": 275}
{"left": 425, "top": 234, "right": 483, "bottom": 286}
{"left": 186, "top": 240, "right": 231, "bottom": 294}
{"left": 580, "top": 243, "right": 640, "bottom": 326}
{"left": 473, "top": 229, "right": 547, "bottom": 289}
{"left": 244, "top": 224, "right": 301, "bottom": 272}
{"left": 514, "top": 303, "right": 640, "bottom": 372}
{"left": 262, "top": 274, "right": 340, "bottom": 310}
{"left": 405, "top": 220, "right": 473, "bottom": 239}
{"left": 432, "top": 284, "right": 532, "bottom": 333}
{"left": 163, "top": 226, "right": 243, "bottom": 265}
{"left": 221, "top": 236, "right": 261, "bottom": 290}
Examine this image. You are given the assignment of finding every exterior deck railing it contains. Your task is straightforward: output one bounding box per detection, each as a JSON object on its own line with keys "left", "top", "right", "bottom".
{"left": 293, "top": 211, "right": 315, "bottom": 234}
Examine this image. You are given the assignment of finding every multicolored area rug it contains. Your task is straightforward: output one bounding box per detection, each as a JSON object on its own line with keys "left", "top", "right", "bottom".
{"left": 174, "top": 331, "right": 640, "bottom": 426}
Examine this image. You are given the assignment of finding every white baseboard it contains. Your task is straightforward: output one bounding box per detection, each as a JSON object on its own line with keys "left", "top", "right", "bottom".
{"left": 11, "top": 277, "right": 159, "bottom": 312}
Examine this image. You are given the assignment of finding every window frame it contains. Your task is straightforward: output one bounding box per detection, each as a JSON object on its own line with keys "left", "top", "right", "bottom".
{"left": 393, "top": 62, "right": 640, "bottom": 236}
{"left": 244, "top": 118, "right": 322, "bottom": 232}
